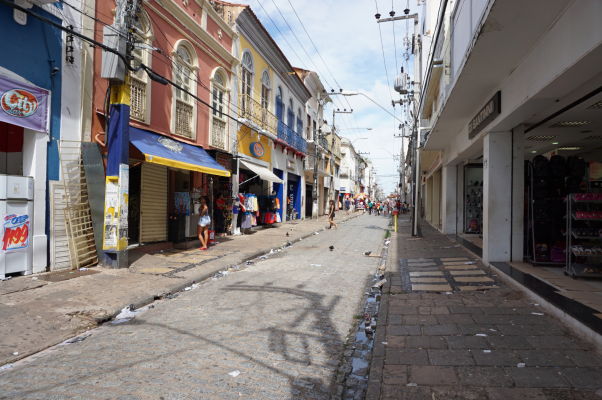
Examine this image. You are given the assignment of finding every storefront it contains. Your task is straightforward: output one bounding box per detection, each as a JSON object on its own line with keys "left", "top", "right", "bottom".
{"left": 272, "top": 142, "right": 305, "bottom": 221}
{"left": 127, "top": 127, "right": 230, "bottom": 245}
{"left": 235, "top": 126, "right": 283, "bottom": 232}
{"left": 0, "top": 72, "right": 51, "bottom": 279}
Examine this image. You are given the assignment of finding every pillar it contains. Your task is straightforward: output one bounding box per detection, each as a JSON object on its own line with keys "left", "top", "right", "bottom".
{"left": 441, "top": 164, "right": 457, "bottom": 234}
{"left": 511, "top": 125, "right": 525, "bottom": 262}
{"left": 22, "top": 130, "right": 48, "bottom": 273}
{"left": 456, "top": 164, "right": 464, "bottom": 234}
{"left": 483, "top": 131, "right": 512, "bottom": 263}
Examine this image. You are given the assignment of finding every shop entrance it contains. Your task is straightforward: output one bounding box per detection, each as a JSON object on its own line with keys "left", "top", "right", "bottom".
{"left": 305, "top": 184, "right": 313, "bottom": 218}
{"left": 463, "top": 164, "right": 483, "bottom": 234}
{"left": 287, "top": 173, "right": 301, "bottom": 221}
{"left": 128, "top": 164, "right": 141, "bottom": 244}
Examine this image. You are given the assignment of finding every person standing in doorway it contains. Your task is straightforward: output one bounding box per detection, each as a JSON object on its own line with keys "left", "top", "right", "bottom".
{"left": 328, "top": 199, "right": 338, "bottom": 229}
{"left": 198, "top": 197, "right": 211, "bottom": 250}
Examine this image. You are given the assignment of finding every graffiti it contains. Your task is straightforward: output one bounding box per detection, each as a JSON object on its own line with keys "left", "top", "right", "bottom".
{"left": 2, "top": 214, "right": 30, "bottom": 251}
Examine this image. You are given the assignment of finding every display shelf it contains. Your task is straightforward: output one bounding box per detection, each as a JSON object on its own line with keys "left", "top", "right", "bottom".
{"left": 566, "top": 193, "right": 602, "bottom": 279}
{"left": 565, "top": 264, "right": 602, "bottom": 279}
{"left": 571, "top": 249, "right": 602, "bottom": 256}
{"left": 571, "top": 232, "right": 602, "bottom": 240}
{"left": 572, "top": 214, "right": 602, "bottom": 221}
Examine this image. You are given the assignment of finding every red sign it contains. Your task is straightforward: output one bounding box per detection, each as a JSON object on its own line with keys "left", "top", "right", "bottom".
{"left": 2, "top": 214, "right": 30, "bottom": 251}
{"left": 1, "top": 89, "right": 39, "bottom": 118}
{"left": 250, "top": 142, "right": 265, "bottom": 158}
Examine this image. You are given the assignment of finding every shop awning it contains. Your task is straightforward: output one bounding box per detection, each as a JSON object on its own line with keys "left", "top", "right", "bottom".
{"left": 129, "top": 127, "right": 231, "bottom": 177}
{"left": 240, "top": 159, "right": 283, "bottom": 183}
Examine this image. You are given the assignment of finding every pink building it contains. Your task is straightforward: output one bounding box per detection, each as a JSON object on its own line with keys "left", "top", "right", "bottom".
{"left": 92, "top": 0, "right": 238, "bottom": 245}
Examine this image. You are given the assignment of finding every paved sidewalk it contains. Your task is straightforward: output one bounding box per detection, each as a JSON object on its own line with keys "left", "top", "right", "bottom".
{"left": 0, "top": 214, "right": 357, "bottom": 367}
{"left": 366, "top": 217, "right": 602, "bottom": 400}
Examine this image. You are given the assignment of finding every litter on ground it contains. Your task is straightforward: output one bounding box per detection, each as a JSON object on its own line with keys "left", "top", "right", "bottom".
{"left": 228, "top": 370, "right": 241, "bottom": 377}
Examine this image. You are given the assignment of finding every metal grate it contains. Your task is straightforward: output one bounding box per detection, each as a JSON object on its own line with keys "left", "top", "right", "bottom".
{"left": 57, "top": 140, "right": 98, "bottom": 270}
{"left": 130, "top": 77, "right": 147, "bottom": 121}
{"left": 175, "top": 100, "right": 194, "bottom": 138}
{"left": 211, "top": 118, "right": 227, "bottom": 150}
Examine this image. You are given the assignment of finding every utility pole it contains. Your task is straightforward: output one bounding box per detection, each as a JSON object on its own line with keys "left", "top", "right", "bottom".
{"left": 100, "top": 0, "right": 140, "bottom": 267}
{"left": 378, "top": 10, "right": 421, "bottom": 236}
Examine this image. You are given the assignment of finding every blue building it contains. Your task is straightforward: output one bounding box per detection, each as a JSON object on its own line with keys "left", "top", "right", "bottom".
{"left": 0, "top": 1, "right": 80, "bottom": 276}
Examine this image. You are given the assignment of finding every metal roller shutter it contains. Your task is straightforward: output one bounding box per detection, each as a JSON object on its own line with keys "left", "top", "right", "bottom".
{"left": 140, "top": 163, "right": 168, "bottom": 243}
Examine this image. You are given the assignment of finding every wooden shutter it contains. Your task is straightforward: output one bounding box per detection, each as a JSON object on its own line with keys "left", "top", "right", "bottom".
{"left": 140, "top": 163, "right": 168, "bottom": 242}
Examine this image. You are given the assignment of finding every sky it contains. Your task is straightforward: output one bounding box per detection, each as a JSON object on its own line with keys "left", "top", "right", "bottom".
{"left": 248, "top": 0, "right": 417, "bottom": 195}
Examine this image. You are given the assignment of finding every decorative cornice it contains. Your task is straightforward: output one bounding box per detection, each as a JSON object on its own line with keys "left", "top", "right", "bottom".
{"left": 151, "top": 1, "right": 238, "bottom": 67}
{"left": 196, "top": 0, "right": 237, "bottom": 39}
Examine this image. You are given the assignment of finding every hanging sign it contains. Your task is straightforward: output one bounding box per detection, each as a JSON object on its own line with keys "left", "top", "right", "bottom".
{"left": 2, "top": 214, "right": 30, "bottom": 251}
{"left": 249, "top": 141, "right": 265, "bottom": 158}
{"left": 468, "top": 91, "right": 501, "bottom": 139}
{"left": 0, "top": 75, "right": 50, "bottom": 133}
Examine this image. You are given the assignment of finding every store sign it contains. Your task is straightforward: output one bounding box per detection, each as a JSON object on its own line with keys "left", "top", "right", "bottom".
{"left": 2, "top": 214, "right": 29, "bottom": 251}
{"left": 249, "top": 141, "right": 265, "bottom": 158}
{"left": 158, "top": 136, "right": 183, "bottom": 153}
{"left": 468, "top": 91, "right": 501, "bottom": 139}
{"left": 0, "top": 75, "right": 50, "bottom": 133}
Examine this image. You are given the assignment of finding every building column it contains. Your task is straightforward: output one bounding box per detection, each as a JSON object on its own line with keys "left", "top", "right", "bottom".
{"left": 441, "top": 164, "right": 457, "bottom": 234}
{"left": 483, "top": 131, "right": 512, "bottom": 263}
{"left": 511, "top": 125, "right": 526, "bottom": 262}
{"left": 22, "top": 130, "right": 48, "bottom": 274}
{"left": 456, "top": 164, "right": 464, "bottom": 234}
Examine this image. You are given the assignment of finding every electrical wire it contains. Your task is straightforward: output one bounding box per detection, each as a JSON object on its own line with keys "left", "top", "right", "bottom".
{"left": 253, "top": 0, "right": 352, "bottom": 130}
{"left": 374, "top": 0, "right": 395, "bottom": 108}
{"left": 282, "top": 0, "right": 360, "bottom": 130}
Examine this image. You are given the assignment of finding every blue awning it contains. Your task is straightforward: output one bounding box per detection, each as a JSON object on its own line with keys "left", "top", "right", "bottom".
{"left": 129, "top": 127, "right": 231, "bottom": 177}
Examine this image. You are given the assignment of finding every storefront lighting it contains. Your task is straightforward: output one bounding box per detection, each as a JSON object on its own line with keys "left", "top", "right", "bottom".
{"left": 527, "top": 135, "right": 556, "bottom": 141}
{"left": 551, "top": 141, "right": 559, "bottom": 145}
{"left": 586, "top": 100, "right": 602, "bottom": 110}
{"left": 531, "top": 150, "right": 537, "bottom": 154}
{"left": 550, "top": 121, "right": 592, "bottom": 128}
{"left": 557, "top": 147, "right": 581, "bottom": 151}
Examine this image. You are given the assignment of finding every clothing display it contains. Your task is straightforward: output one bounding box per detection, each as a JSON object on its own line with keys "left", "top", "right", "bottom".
{"left": 236, "top": 193, "right": 281, "bottom": 230}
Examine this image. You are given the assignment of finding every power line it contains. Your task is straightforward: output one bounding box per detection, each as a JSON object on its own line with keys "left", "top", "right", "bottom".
{"left": 253, "top": 0, "right": 353, "bottom": 133}
{"left": 374, "top": 0, "right": 395, "bottom": 107}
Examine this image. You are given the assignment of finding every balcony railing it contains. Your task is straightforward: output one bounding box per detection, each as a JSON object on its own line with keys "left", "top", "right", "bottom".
{"left": 277, "top": 121, "right": 307, "bottom": 154}
{"left": 240, "top": 93, "right": 278, "bottom": 134}
{"left": 319, "top": 135, "right": 329, "bottom": 149}
{"left": 211, "top": 118, "right": 227, "bottom": 150}
{"left": 175, "top": 100, "right": 194, "bottom": 138}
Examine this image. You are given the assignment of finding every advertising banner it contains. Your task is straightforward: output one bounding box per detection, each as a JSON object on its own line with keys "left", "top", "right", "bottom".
{"left": 0, "top": 74, "right": 50, "bottom": 133}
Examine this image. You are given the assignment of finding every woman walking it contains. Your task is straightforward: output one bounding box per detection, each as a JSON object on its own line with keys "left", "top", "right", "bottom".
{"left": 198, "top": 197, "right": 211, "bottom": 250}
{"left": 328, "top": 199, "right": 338, "bottom": 229}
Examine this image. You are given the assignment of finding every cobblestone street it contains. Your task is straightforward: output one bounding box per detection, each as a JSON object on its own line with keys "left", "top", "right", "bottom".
{"left": 0, "top": 215, "right": 389, "bottom": 399}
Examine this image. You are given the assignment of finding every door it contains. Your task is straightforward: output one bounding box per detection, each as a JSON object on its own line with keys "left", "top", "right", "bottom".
{"left": 140, "top": 163, "right": 168, "bottom": 243}
{"left": 128, "top": 164, "right": 141, "bottom": 243}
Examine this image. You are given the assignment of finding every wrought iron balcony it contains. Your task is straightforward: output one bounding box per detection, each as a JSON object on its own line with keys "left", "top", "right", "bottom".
{"left": 277, "top": 121, "right": 307, "bottom": 154}
{"left": 240, "top": 94, "right": 278, "bottom": 134}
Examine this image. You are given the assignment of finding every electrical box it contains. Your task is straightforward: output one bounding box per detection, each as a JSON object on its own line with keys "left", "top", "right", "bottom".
{"left": 101, "top": 25, "right": 127, "bottom": 82}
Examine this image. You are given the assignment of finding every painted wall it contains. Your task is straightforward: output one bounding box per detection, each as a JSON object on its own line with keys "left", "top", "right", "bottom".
{"left": 0, "top": 3, "right": 62, "bottom": 181}
{"left": 91, "top": 0, "right": 235, "bottom": 148}
{"left": 238, "top": 34, "right": 274, "bottom": 116}
{"left": 238, "top": 126, "right": 272, "bottom": 163}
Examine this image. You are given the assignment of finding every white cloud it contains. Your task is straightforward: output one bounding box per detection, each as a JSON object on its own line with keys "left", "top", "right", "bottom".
{"left": 250, "top": 0, "right": 417, "bottom": 194}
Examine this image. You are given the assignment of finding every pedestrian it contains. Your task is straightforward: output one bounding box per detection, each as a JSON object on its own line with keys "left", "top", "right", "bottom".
{"left": 198, "top": 197, "right": 211, "bottom": 250}
{"left": 345, "top": 197, "right": 351, "bottom": 215}
{"left": 328, "top": 199, "right": 338, "bottom": 229}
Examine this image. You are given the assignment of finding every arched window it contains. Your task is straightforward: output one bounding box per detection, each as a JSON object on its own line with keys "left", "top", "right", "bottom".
{"left": 275, "top": 86, "right": 284, "bottom": 122}
{"left": 130, "top": 13, "right": 152, "bottom": 122}
{"left": 260, "top": 70, "right": 270, "bottom": 111}
{"left": 287, "top": 99, "right": 295, "bottom": 128}
{"left": 210, "top": 69, "right": 228, "bottom": 149}
{"left": 172, "top": 42, "right": 197, "bottom": 138}
{"left": 241, "top": 51, "right": 253, "bottom": 115}
{"left": 296, "top": 107, "right": 303, "bottom": 135}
